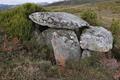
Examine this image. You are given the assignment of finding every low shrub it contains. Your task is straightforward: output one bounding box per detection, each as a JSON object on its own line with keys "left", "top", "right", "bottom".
{"left": 0, "top": 3, "right": 46, "bottom": 40}
{"left": 110, "top": 19, "right": 120, "bottom": 60}
{"left": 81, "top": 9, "right": 100, "bottom": 26}
{"left": 110, "top": 19, "right": 120, "bottom": 35}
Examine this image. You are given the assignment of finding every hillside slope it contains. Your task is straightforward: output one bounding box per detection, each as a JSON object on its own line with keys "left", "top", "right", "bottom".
{"left": 47, "top": 0, "right": 112, "bottom": 6}
{"left": 0, "top": 2, "right": 119, "bottom": 80}
{"left": 47, "top": 0, "right": 120, "bottom": 27}
{"left": 0, "top": 4, "right": 14, "bottom": 10}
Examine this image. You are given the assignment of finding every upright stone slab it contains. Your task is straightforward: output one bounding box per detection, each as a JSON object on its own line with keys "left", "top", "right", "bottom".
{"left": 51, "top": 30, "right": 81, "bottom": 67}
{"left": 41, "top": 29, "right": 57, "bottom": 47}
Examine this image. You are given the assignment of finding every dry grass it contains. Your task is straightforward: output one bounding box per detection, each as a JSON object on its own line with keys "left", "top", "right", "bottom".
{"left": 0, "top": 51, "right": 114, "bottom": 80}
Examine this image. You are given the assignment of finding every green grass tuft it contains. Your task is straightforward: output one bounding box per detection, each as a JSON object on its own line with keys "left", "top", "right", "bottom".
{"left": 110, "top": 19, "right": 120, "bottom": 60}
{"left": 81, "top": 9, "right": 100, "bottom": 26}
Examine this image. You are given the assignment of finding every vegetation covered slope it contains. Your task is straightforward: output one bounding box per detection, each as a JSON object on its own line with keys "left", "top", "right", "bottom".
{"left": 0, "top": 2, "right": 119, "bottom": 80}
{"left": 47, "top": 0, "right": 111, "bottom": 6}
{"left": 0, "top": 3, "right": 46, "bottom": 40}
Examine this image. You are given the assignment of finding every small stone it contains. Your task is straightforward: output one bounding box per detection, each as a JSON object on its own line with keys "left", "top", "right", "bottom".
{"left": 82, "top": 50, "right": 91, "bottom": 59}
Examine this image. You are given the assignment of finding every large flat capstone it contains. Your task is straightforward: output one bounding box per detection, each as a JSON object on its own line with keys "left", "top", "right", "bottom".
{"left": 29, "top": 12, "right": 89, "bottom": 29}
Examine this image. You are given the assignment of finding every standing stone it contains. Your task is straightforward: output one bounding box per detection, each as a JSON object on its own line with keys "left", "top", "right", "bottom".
{"left": 41, "top": 29, "right": 57, "bottom": 47}
{"left": 80, "top": 26, "right": 113, "bottom": 52}
{"left": 33, "top": 29, "right": 45, "bottom": 46}
{"left": 51, "top": 30, "right": 81, "bottom": 67}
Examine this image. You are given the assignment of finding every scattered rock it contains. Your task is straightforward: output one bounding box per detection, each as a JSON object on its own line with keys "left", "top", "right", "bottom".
{"left": 82, "top": 50, "right": 91, "bottom": 59}
{"left": 80, "top": 26, "right": 113, "bottom": 52}
{"left": 29, "top": 12, "right": 89, "bottom": 29}
{"left": 51, "top": 30, "right": 81, "bottom": 67}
